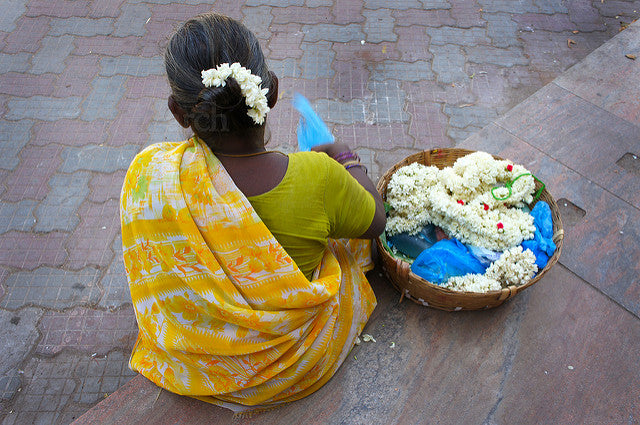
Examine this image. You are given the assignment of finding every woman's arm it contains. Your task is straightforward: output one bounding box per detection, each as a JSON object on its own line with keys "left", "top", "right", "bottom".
{"left": 312, "top": 143, "right": 387, "bottom": 239}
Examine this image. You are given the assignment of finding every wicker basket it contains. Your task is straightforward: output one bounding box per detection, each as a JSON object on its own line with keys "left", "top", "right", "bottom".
{"left": 375, "top": 148, "right": 564, "bottom": 311}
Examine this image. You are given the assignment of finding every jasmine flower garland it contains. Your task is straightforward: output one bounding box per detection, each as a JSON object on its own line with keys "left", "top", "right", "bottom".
{"left": 444, "top": 274, "right": 502, "bottom": 293}
{"left": 443, "top": 246, "right": 538, "bottom": 292}
{"left": 386, "top": 152, "right": 536, "bottom": 251}
{"left": 440, "top": 152, "right": 535, "bottom": 206}
{"left": 384, "top": 163, "right": 440, "bottom": 234}
{"left": 201, "top": 62, "right": 270, "bottom": 125}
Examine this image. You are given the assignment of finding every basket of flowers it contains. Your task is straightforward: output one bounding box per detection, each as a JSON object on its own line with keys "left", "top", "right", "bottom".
{"left": 375, "top": 148, "right": 564, "bottom": 311}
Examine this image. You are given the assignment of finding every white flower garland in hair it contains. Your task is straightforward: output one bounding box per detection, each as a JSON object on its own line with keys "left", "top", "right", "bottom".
{"left": 386, "top": 152, "right": 536, "bottom": 251}
{"left": 201, "top": 62, "right": 270, "bottom": 125}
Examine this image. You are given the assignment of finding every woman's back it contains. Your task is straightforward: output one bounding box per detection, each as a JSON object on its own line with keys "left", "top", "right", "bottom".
{"left": 243, "top": 151, "right": 375, "bottom": 279}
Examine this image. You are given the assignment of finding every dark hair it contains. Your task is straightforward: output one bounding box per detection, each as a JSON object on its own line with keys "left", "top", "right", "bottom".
{"left": 165, "top": 14, "right": 272, "bottom": 145}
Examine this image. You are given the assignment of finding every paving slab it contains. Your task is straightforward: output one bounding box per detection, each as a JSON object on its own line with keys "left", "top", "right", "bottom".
{"left": 36, "top": 306, "right": 137, "bottom": 357}
{"left": 30, "top": 36, "right": 75, "bottom": 75}
{"left": 6, "top": 96, "right": 82, "bottom": 121}
{"left": 53, "top": 55, "right": 101, "bottom": 98}
{"left": 3, "top": 351, "right": 136, "bottom": 425}
{"left": 33, "top": 172, "right": 91, "bottom": 232}
{"left": 0, "top": 72, "right": 56, "bottom": 97}
{"left": 0, "top": 231, "right": 68, "bottom": 269}
{"left": 495, "top": 84, "right": 640, "bottom": 209}
{"left": 2, "top": 16, "right": 50, "bottom": 54}
{"left": 64, "top": 199, "right": 120, "bottom": 269}
{"left": 1, "top": 144, "right": 64, "bottom": 202}
{"left": 0, "top": 266, "right": 102, "bottom": 310}
{"left": 31, "top": 120, "right": 110, "bottom": 147}
{"left": 0, "top": 200, "right": 37, "bottom": 233}
{"left": 0, "top": 308, "right": 44, "bottom": 401}
{"left": 555, "top": 21, "right": 640, "bottom": 126}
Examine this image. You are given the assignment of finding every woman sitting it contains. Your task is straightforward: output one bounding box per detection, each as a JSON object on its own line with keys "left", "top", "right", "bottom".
{"left": 120, "top": 13, "right": 385, "bottom": 410}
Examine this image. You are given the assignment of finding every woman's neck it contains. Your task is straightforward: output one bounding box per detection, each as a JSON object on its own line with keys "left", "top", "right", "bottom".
{"left": 201, "top": 127, "right": 267, "bottom": 155}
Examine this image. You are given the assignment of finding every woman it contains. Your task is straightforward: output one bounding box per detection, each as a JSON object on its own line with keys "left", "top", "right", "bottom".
{"left": 120, "top": 13, "right": 386, "bottom": 411}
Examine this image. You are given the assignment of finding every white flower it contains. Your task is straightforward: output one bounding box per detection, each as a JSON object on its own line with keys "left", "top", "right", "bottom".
{"left": 201, "top": 69, "right": 221, "bottom": 87}
{"left": 200, "top": 62, "right": 270, "bottom": 124}
{"left": 485, "top": 246, "right": 538, "bottom": 286}
{"left": 244, "top": 85, "right": 262, "bottom": 105}
{"left": 247, "top": 108, "right": 265, "bottom": 125}
{"left": 444, "top": 274, "right": 502, "bottom": 292}
{"left": 361, "top": 334, "right": 376, "bottom": 343}
{"left": 386, "top": 153, "right": 536, "bottom": 251}
{"left": 442, "top": 246, "right": 538, "bottom": 292}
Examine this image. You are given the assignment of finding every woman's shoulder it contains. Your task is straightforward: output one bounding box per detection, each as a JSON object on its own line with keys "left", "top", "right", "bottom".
{"left": 286, "top": 151, "right": 332, "bottom": 177}
{"left": 123, "top": 142, "right": 187, "bottom": 193}
{"left": 289, "top": 150, "right": 353, "bottom": 173}
{"left": 137, "top": 141, "right": 184, "bottom": 158}
{"left": 288, "top": 150, "right": 331, "bottom": 163}
{"left": 289, "top": 150, "right": 357, "bottom": 178}
{"left": 128, "top": 142, "right": 183, "bottom": 165}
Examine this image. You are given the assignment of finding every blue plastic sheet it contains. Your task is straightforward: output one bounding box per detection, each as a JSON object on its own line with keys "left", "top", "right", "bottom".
{"left": 467, "top": 245, "right": 502, "bottom": 268}
{"left": 293, "top": 93, "right": 334, "bottom": 151}
{"left": 387, "top": 225, "right": 438, "bottom": 258}
{"left": 410, "top": 239, "right": 487, "bottom": 284}
{"left": 521, "top": 201, "right": 556, "bottom": 269}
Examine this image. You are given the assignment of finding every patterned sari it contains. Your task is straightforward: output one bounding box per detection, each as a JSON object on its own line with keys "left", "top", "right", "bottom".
{"left": 120, "top": 137, "right": 376, "bottom": 410}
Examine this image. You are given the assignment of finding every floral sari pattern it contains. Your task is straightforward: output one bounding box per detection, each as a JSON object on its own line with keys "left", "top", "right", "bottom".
{"left": 120, "top": 137, "right": 376, "bottom": 408}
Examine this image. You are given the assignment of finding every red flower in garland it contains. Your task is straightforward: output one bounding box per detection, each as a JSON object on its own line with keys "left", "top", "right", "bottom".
{"left": 484, "top": 203, "right": 489, "bottom": 210}
{"left": 507, "top": 164, "right": 513, "bottom": 172}
{"left": 457, "top": 200, "right": 464, "bottom": 205}
{"left": 497, "top": 222, "right": 504, "bottom": 230}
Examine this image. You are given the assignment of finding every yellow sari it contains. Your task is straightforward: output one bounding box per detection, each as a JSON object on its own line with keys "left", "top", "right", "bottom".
{"left": 120, "top": 137, "right": 376, "bottom": 409}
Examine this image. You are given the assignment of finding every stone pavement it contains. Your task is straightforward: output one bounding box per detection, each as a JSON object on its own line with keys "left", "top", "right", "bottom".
{"left": 0, "top": 1, "right": 639, "bottom": 424}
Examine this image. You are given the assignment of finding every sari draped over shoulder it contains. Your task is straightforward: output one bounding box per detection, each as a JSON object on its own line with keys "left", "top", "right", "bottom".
{"left": 120, "top": 137, "right": 377, "bottom": 409}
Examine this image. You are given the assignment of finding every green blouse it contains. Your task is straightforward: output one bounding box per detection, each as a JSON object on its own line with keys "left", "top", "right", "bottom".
{"left": 247, "top": 151, "right": 375, "bottom": 279}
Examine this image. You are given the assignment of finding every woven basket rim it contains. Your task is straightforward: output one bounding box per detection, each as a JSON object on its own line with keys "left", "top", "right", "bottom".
{"left": 375, "top": 148, "right": 564, "bottom": 309}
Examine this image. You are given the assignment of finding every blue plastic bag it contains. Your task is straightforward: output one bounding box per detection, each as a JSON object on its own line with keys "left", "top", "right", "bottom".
{"left": 387, "top": 224, "right": 438, "bottom": 258}
{"left": 410, "top": 239, "right": 487, "bottom": 284}
{"left": 521, "top": 201, "right": 556, "bottom": 269}
{"left": 293, "top": 93, "right": 334, "bottom": 151}
{"left": 467, "top": 245, "right": 502, "bottom": 268}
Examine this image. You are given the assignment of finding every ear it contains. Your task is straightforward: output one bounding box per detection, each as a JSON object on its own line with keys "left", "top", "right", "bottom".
{"left": 267, "top": 71, "right": 279, "bottom": 109}
{"left": 168, "top": 96, "right": 190, "bottom": 128}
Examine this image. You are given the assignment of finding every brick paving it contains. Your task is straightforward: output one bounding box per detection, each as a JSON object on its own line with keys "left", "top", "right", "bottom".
{"left": 1, "top": 1, "right": 640, "bottom": 424}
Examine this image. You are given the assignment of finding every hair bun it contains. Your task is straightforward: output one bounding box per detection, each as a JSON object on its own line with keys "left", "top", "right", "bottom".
{"left": 190, "top": 78, "right": 250, "bottom": 136}
{"left": 165, "top": 14, "right": 273, "bottom": 143}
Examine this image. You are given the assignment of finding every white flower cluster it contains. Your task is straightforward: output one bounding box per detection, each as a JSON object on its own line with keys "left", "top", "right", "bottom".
{"left": 384, "top": 163, "right": 440, "bottom": 234}
{"left": 443, "top": 246, "right": 538, "bottom": 292}
{"left": 201, "top": 62, "right": 270, "bottom": 125}
{"left": 386, "top": 152, "right": 536, "bottom": 251}
{"left": 444, "top": 274, "right": 502, "bottom": 293}
{"left": 440, "top": 152, "right": 534, "bottom": 206}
